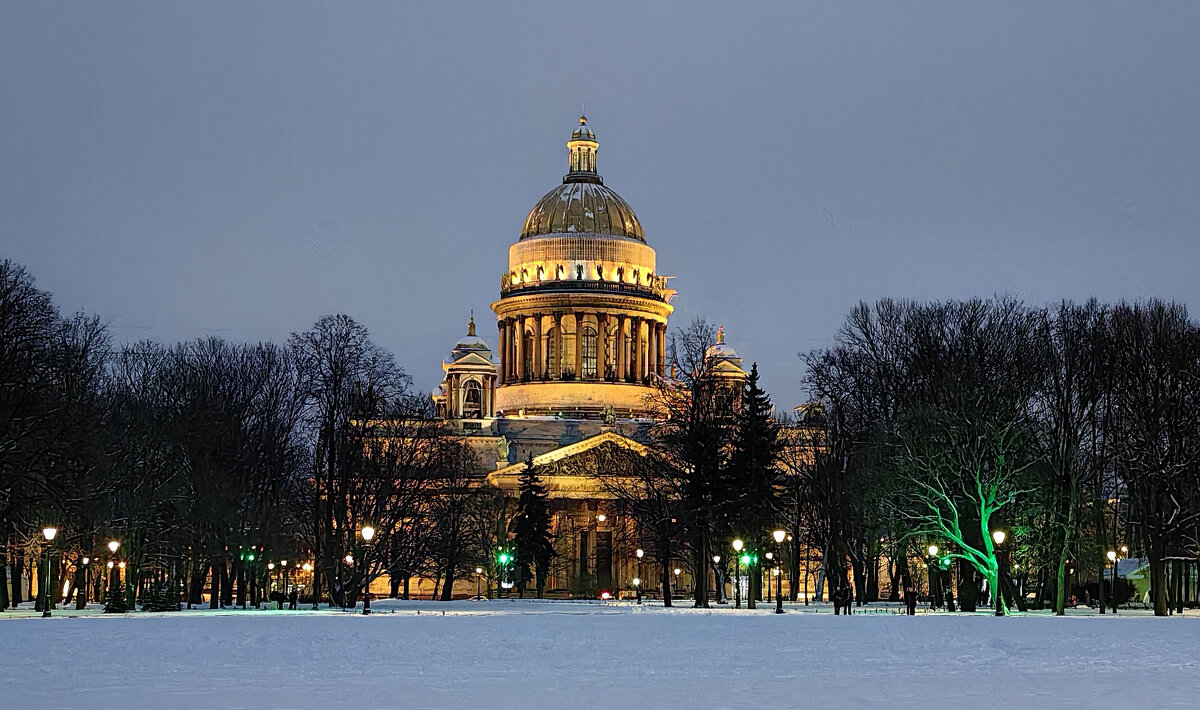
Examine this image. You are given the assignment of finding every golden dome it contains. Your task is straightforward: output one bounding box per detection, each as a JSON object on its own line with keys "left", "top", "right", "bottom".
{"left": 520, "top": 182, "right": 644, "bottom": 242}
{"left": 519, "top": 117, "right": 645, "bottom": 243}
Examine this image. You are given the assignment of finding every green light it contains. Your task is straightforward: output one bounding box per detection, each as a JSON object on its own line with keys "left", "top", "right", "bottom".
{"left": 739, "top": 554, "right": 751, "bottom": 565}
{"left": 248, "top": 554, "right": 255, "bottom": 561}
{"left": 498, "top": 552, "right": 510, "bottom": 565}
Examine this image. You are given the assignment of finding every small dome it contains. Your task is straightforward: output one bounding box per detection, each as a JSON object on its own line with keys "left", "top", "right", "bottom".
{"left": 452, "top": 316, "right": 491, "bottom": 357}
{"left": 706, "top": 326, "right": 739, "bottom": 360}
{"left": 520, "top": 182, "right": 645, "bottom": 242}
{"left": 571, "top": 115, "right": 596, "bottom": 141}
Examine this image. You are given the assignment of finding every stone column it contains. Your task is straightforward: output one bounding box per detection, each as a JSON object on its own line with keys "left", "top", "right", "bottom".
{"left": 598, "top": 312, "right": 609, "bottom": 380}
{"left": 632, "top": 318, "right": 643, "bottom": 383}
{"left": 617, "top": 315, "right": 627, "bottom": 382}
{"left": 514, "top": 317, "right": 525, "bottom": 381}
{"left": 497, "top": 322, "right": 507, "bottom": 385}
{"left": 646, "top": 322, "right": 656, "bottom": 380}
{"left": 657, "top": 323, "right": 666, "bottom": 376}
{"left": 533, "top": 314, "right": 543, "bottom": 380}
{"left": 573, "top": 312, "right": 583, "bottom": 380}
{"left": 556, "top": 312, "right": 566, "bottom": 379}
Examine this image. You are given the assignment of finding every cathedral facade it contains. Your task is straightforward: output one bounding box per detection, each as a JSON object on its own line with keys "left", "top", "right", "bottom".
{"left": 431, "top": 118, "right": 746, "bottom": 597}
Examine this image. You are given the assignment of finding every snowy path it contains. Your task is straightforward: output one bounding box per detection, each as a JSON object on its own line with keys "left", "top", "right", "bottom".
{"left": 3, "top": 600, "right": 1198, "bottom": 709}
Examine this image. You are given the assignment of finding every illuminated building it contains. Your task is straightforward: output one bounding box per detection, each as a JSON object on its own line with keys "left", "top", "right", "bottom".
{"left": 429, "top": 117, "right": 747, "bottom": 598}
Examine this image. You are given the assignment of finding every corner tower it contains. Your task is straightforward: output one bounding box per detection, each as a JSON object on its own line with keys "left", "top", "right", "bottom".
{"left": 492, "top": 117, "right": 675, "bottom": 418}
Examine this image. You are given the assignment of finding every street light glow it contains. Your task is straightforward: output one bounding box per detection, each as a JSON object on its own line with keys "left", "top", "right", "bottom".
{"left": 632, "top": 577, "right": 640, "bottom": 586}
{"left": 673, "top": 568, "right": 681, "bottom": 576}
{"left": 361, "top": 525, "right": 375, "bottom": 542}
{"left": 928, "top": 544, "right": 939, "bottom": 556}
{"left": 1107, "top": 550, "right": 1117, "bottom": 562}
{"left": 108, "top": 540, "right": 120, "bottom": 553}
{"left": 732, "top": 539, "right": 743, "bottom": 552}
{"left": 636, "top": 548, "right": 644, "bottom": 559}
{"left": 82, "top": 557, "right": 89, "bottom": 565}
{"left": 344, "top": 554, "right": 354, "bottom": 564}
{"left": 992, "top": 530, "right": 1006, "bottom": 545}
{"left": 596, "top": 513, "right": 606, "bottom": 522}
{"left": 773, "top": 529, "right": 786, "bottom": 544}
{"left": 42, "top": 527, "right": 58, "bottom": 541}
{"left": 712, "top": 555, "right": 720, "bottom": 564}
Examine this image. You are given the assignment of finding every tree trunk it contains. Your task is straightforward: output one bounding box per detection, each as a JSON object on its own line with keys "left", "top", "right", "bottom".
{"left": 957, "top": 560, "right": 977, "bottom": 612}
{"left": 1148, "top": 549, "right": 1168, "bottom": 616}
{"left": 0, "top": 537, "right": 8, "bottom": 611}
{"left": 9, "top": 556, "right": 22, "bottom": 607}
{"left": 440, "top": 570, "right": 456, "bottom": 601}
{"left": 693, "top": 537, "right": 710, "bottom": 609}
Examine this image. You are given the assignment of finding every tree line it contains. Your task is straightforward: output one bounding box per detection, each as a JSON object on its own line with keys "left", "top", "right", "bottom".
{"left": 0, "top": 259, "right": 520, "bottom": 612}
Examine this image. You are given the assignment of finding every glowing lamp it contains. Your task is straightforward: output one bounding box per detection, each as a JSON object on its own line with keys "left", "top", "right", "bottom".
{"left": 765, "top": 552, "right": 773, "bottom": 560}
{"left": 1107, "top": 550, "right": 1117, "bottom": 562}
{"left": 268, "top": 563, "right": 275, "bottom": 570}
{"left": 928, "top": 544, "right": 939, "bottom": 557}
{"left": 632, "top": 577, "right": 641, "bottom": 586}
{"left": 344, "top": 554, "right": 354, "bottom": 564}
{"left": 108, "top": 540, "right": 120, "bottom": 553}
{"left": 361, "top": 525, "right": 375, "bottom": 542}
{"left": 118, "top": 561, "right": 125, "bottom": 569}
{"left": 596, "top": 514, "right": 606, "bottom": 523}
{"left": 732, "top": 539, "right": 744, "bottom": 552}
{"left": 107, "top": 561, "right": 114, "bottom": 569}
{"left": 600, "top": 591, "right": 611, "bottom": 600}
{"left": 992, "top": 530, "right": 1006, "bottom": 545}
{"left": 773, "top": 529, "right": 786, "bottom": 544}
{"left": 82, "top": 557, "right": 89, "bottom": 565}
{"left": 673, "top": 568, "right": 681, "bottom": 576}
{"left": 475, "top": 567, "right": 483, "bottom": 574}
{"left": 712, "top": 555, "right": 721, "bottom": 564}
{"left": 636, "top": 548, "right": 644, "bottom": 559}
{"left": 42, "top": 527, "right": 58, "bottom": 541}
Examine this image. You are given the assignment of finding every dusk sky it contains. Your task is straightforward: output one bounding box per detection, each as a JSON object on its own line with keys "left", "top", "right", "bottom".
{"left": 3, "top": 2, "right": 1198, "bottom": 410}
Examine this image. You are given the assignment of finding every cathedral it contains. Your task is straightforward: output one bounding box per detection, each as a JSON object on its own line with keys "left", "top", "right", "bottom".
{"left": 431, "top": 117, "right": 747, "bottom": 597}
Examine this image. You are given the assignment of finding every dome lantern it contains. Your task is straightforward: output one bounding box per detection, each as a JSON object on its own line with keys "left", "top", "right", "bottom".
{"left": 566, "top": 115, "right": 601, "bottom": 184}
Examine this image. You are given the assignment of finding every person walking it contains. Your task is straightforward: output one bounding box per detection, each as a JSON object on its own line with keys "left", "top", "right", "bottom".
{"left": 904, "top": 577, "right": 917, "bottom": 616}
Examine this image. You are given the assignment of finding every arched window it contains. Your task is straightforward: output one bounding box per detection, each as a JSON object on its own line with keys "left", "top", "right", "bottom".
{"left": 523, "top": 330, "right": 534, "bottom": 381}
{"left": 463, "top": 380, "right": 482, "bottom": 419}
{"left": 582, "top": 325, "right": 598, "bottom": 379}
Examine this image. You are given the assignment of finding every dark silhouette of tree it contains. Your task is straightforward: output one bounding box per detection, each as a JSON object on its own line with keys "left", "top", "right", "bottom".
{"left": 511, "top": 454, "right": 553, "bottom": 598}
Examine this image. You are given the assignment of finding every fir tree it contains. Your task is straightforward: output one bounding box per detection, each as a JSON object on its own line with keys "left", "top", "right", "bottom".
{"left": 511, "top": 454, "right": 554, "bottom": 598}
{"left": 728, "top": 363, "right": 783, "bottom": 601}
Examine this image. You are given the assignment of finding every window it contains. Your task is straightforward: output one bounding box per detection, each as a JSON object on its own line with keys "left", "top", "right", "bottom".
{"left": 463, "top": 380, "right": 482, "bottom": 418}
{"left": 582, "top": 325, "right": 598, "bottom": 378}
{"left": 523, "top": 330, "right": 534, "bottom": 380}
{"left": 545, "top": 326, "right": 558, "bottom": 376}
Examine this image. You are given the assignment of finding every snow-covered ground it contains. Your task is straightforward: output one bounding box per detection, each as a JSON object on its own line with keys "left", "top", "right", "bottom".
{"left": 4, "top": 599, "right": 1198, "bottom": 709}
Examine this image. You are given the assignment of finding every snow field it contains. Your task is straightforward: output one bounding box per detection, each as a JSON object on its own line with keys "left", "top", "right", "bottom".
{"left": 3, "top": 600, "right": 1198, "bottom": 709}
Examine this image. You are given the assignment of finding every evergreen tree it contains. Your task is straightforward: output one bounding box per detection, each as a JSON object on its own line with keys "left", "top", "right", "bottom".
{"left": 728, "top": 363, "right": 783, "bottom": 602}
{"left": 511, "top": 454, "right": 554, "bottom": 598}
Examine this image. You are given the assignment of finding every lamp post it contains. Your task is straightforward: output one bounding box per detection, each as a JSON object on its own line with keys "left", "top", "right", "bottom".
{"left": 991, "top": 530, "right": 1006, "bottom": 616}
{"left": 673, "top": 567, "right": 681, "bottom": 595}
{"left": 927, "top": 544, "right": 940, "bottom": 609}
{"left": 360, "top": 525, "right": 375, "bottom": 615}
{"left": 732, "top": 539, "right": 744, "bottom": 609}
{"left": 1107, "top": 550, "right": 1117, "bottom": 609}
{"left": 635, "top": 549, "right": 644, "bottom": 604}
{"left": 712, "top": 555, "right": 722, "bottom": 603}
{"left": 77, "top": 557, "right": 89, "bottom": 610}
{"left": 475, "top": 567, "right": 484, "bottom": 598}
{"left": 773, "top": 530, "right": 786, "bottom": 614}
{"left": 764, "top": 552, "right": 773, "bottom": 602}
{"left": 41, "top": 527, "right": 58, "bottom": 617}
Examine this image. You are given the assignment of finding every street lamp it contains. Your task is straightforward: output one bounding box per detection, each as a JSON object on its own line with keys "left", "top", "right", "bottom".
{"left": 475, "top": 567, "right": 484, "bottom": 598}
{"left": 41, "top": 526, "right": 58, "bottom": 617}
{"left": 732, "top": 539, "right": 744, "bottom": 609}
{"left": 108, "top": 540, "right": 119, "bottom": 554}
{"left": 360, "top": 525, "right": 375, "bottom": 615}
{"left": 712, "top": 555, "right": 722, "bottom": 603}
{"left": 1107, "top": 550, "right": 1118, "bottom": 609}
{"left": 673, "top": 567, "right": 681, "bottom": 595}
{"left": 991, "top": 530, "right": 1006, "bottom": 616}
{"left": 773, "top": 529, "right": 786, "bottom": 614}
{"left": 635, "top": 548, "right": 644, "bottom": 604}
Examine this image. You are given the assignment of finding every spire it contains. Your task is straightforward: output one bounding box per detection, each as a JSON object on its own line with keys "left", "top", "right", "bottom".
{"left": 468, "top": 314, "right": 476, "bottom": 337}
{"left": 717, "top": 325, "right": 725, "bottom": 344}
{"left": 565, "top": 114, "right": 601, "bottom": 184}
